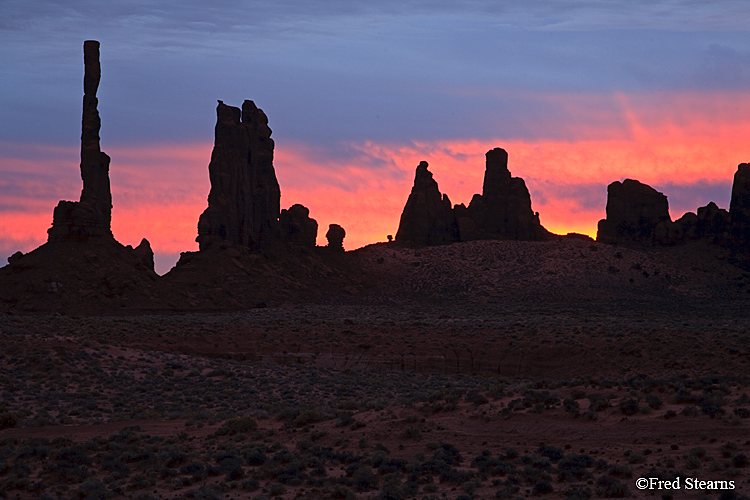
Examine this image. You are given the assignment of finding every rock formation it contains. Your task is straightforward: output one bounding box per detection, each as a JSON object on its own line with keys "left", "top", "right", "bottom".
{"left": 596, "top": 179, "right": 671, "bottom": 246}
{"left": 697, "top": 202, "right": 730, "bottom": 243}
{"left": 730, "top": 163, "right": 750, "bottom": 249}
{"left": 395, "top": 161, "right": 458, "bottom": 245}
{"left": 48, "top": 40, "right": 113, "bottom": 241}
{"left": 395, "top": 149, "right": 551, "bottom": 246}
{"left": 326, "top": 224, "right": 346, "bottom": 252}
{"left": 196, "top": 100, "right": 281, "bottom": 250}
{"left": 463, "top": 148, "right": 551, "bottom": 241}
{"left": 280, "top": 204, "right": 318, "bottom": 248}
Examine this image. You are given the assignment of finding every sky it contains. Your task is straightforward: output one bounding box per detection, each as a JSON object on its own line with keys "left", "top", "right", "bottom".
{"left": 2, "top": 1, "right": 750, "bottom": 274}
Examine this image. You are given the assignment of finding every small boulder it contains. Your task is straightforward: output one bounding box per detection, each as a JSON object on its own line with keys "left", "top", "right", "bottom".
{"left": 280, "top": 204, "right": 318, "bottom": 248}
{"left": 326, "top": 224, "right": 346, "bottom": 252}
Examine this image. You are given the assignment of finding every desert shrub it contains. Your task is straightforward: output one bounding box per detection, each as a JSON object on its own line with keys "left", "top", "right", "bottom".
{"left": 432, "top": 443, "right": 462, "bottom": 466}
{"left": 268, "top": 482, "right": 286, "bottom": 496}
{"left": 618, "top": 398, "right": 639, "bottom": 416}
{"left": 241, "top": 478, "right": 260, "bottom": 491}
{"left": 218, "top": 457, "right": 244, "bottom": 480}
{"left": 439, "top": 467, "right": 473, "bottom": 484}
{"left": 733, "top": 454, "right": 749, "bottom": 468}
{"left": 565, "top": 485, "right": 592, "bottom": 499}
{"left": 244, "top": 447, "right": 267, "bottom": 466}
{"left": 461, "top": 479, "right": 481, "bottom": 494}
{"left": 538, "top": 445, "right": 564, "bottom": 462}
{"left": 595, "top": 475, "right": 629, "bottom": 498}
{"left": 184, "top": 486, "right": 222, "bottom": 500}
{"left": 73, "top": 479, "right": 112, "bottom": 500}
{"left": 0, "top": 411, "right": 19, "bottom": 430}
{"left": 563, "top": 398, "right": 580, "bottom": 415}
{"left": 377, "top": 481, "right": 405, "bottom": 500}
{"left": 351, "top": 466, "right": 379, "bottom": 491}
{"left": 331, "top": 484, "right": 356, "bottom": 500}
{"left": 734, "top": 408, "right": 750, "bottom": 418}
{"left": 685, "top": 455, "right": 701, "bottom": 469}
{"left": 496, "top": 486, "right": 520, "bottom": 498}
{"left": 627, "top": 453, "right": 645, "bottom": 464}
{"left": 607, "top": 464, "right": 632, "bottom": 478}
{"left": 378, "top": 458, "right": 406, "bottom": 475}
{"left": 645, "top": 395, "right": 663, "bottom": 409}
{"left": 335, "top": 411, "right": 355, "bottom": 427}
{"left": 587, "top": 394, "right": 609, "bottom": 412}
{"left": 466, "top": 390, "right": 489, "bottom": 406}
{"left": 557, "top": 455, "right": 594, "bottom": 482}
{"left": 219, "top": 416, "right": 257, "bottom": 435}
{"left": 674, "top": 388, "right": 699, "bottom": 404}
{"left": 532, "top": 479, "right": 554, "bottom": 495}
{"left": 294, "top": 409, "right": 326, "bottom": 427}
{"left": 180, "top": 461, "right": 206, "bottom": 480}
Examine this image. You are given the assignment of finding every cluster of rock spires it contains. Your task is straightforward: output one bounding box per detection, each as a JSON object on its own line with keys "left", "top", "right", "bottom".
{"left": 394, "top": 147, "right": 750, "bottom": 255}
{"left": 192, "top": 99, "right": 342, "bottom": 253}
{"left": 4, "top": 40, "right": 750, "bottom": 314}
{"left": 46, "top": 41, "right": 345, "bottom": 262}
{"left": 596, "top": 167, "right": 750, "bottom": 249}
{"left": 395, "top": 148, "right": 552, "bottom": 246}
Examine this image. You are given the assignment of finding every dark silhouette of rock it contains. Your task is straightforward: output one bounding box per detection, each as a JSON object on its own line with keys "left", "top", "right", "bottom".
{"left": 395, "top": 150, "right": 551, "bottom": 246}
{"left": 280, "top": 204, "right": 318, "bottom": 248}
{"left": 697, "top": 202, "right": 730, "bottom": 243}
{"left": 596, "top": 179, "right": 671, "bottom": 246}
{"left": 131, "top": 238, "right": 155, "bottom": 272}
{"left": 326, "top": 224, "right": 346, "bottom": 252}
{"left": 465, "top": 148, "right": 551, "bottom": 241}
{"left": 48, "top": 40, "right": 112, "bottom": 241}
{"left": 395, "top": 161, "right": 458, "bottom": 245}
{"left": 730, "top": 163, "right": 750, "bottom": 249}
{"left": 197, "top": 100, "right": 281, "bottom": 250}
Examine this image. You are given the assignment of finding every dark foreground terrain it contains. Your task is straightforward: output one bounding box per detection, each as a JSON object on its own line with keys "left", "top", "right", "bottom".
{"left": 2, "top": 239, "right": 750, "bottom": 499}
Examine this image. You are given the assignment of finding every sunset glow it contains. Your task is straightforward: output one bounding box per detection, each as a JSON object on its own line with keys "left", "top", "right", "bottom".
{"left": 2, "top": 90, "right": 749, "bottom": 273}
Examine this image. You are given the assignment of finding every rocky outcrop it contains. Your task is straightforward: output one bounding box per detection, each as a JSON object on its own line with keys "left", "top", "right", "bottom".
{"left": 395, "top": 161, "right": 458, "bottom": 245}
{"left": 463, "top": 148, "right": 551, "bottom": 241}
{"left": 280, "top": 204, "right": 318, "bottom": 248}
{"left": 48, "top": 40, "right": 112, "bottom": 241}
{"left": 596, "top": 179, "right": 671, "bottom": 246}
{"left": 697, "top": 202, "right": 730, "bottom": 243}
{"left": 730, "top": 163, "right": 750, "bottom": 249}
{"left": 196, "top": 100, "right": 281, "bottom": 250}
{"left": 131, "top": 238, "right": 155, "bottom": 273}
{"left": 326, "top": 224, "right": 346, "bottom": 252}
{"left": 395, "top": 149, "right": 551, "bottom": 246}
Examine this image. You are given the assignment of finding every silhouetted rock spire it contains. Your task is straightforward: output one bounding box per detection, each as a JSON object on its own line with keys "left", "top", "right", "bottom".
{"left": 197, "top": 100, "right": 281, "bottom": 250}
{"left": 464, "top": 148, "right": 550, "bottom": 241}
{"left": 395, "top": 161, "right": 457, "bottom": 245}
{"left": 48, "top": 40, "right": 112, "bottom": 241}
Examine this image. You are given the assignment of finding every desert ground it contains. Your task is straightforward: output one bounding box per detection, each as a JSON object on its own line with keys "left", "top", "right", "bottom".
{"left": 2, "top": 238, "right": 750, "bottom": 499}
